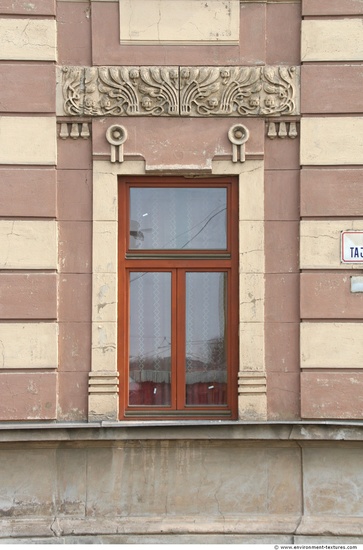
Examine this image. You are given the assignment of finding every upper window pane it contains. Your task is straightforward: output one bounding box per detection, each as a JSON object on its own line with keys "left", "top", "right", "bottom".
{"left": 129, "top": 187, "right": 227, "bottom": 250}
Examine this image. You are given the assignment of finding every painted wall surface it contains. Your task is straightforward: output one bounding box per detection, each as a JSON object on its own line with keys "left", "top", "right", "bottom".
{"left": 300, "top": 0, "right": 363, "bottom": 419}
{"left": 1, "top": 0, "right": 363, "bottom": 541}
{"left": 0, "top": 0, "right": 303, "bottom": 423}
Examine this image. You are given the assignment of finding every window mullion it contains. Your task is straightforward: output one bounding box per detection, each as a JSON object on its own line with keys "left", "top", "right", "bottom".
{"left": 175, "top": 268, "right": 186, "bottom": 410}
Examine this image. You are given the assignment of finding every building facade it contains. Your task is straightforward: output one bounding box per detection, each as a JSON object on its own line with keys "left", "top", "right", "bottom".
{"left": 0, "top": 0, "right": 363, "bottom": 543}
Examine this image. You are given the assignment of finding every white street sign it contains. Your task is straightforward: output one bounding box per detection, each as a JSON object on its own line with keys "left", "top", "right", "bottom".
{"left": 341, "top": 231, "right": 363, "bottom": 263}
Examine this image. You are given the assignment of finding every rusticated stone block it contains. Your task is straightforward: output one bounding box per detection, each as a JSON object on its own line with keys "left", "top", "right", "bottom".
{"left": 0, "top": 19, "right": 56, "bottom": 61}
{"left": 0, "top": 117, "right": 56, "bottom": 165}
{"left": 58, "top": 322, "right": 91, "bottom": 373}
{"left": 0, "top": 449, "right": 56, "bottom": 517}
{"left": 0, "top": 372, "right": 57, "bottom": 420}
{"left": 0, "top": 322, "right": 57, "bottom": 369}
{"left": 0, "top": 274, "right": 57, "bottom": 319}
{"left": 301, "top": 371, "right": 363, "bottom": 419}
{"left": 301, "top": 323, "right": 363, "bottom": 369}
{"left": 301, "top": 273, "right": 363, "bottom": 319}
{"left": 58, "top": 372, "right": 88, "bottom": 422}
{"left": 301, "top": 220, "right": 363, "bottom": 270}
{"left": 301, "top": 118, "right": 363, "bottom": 166}
{"left": 266, "top": 3, "right": 301, "bottom": 65}
{"left": 59, "top": 221, "right": 92, "bottom": 274}
{"left": 58, "top": 274, "right": 92, "bottom": 323}
{"left": 303, "top": 446, "right": 363, "bottom": 516}
{"left": 0, "top": 168, "right": 56, "bottom": 217}
{"left": 57, "top": 170, "right": 92, "bottom": 221}
{"left": 302, "top": 20, "right": 363, "bottom": 62}
{"left": 265, "top": 170, "right": 299, "bottom": 222}
{"left": 57, "top": 1, "right": 92, "bottom": 66}
{"left": 0, "top": 64, "right": 55, "bottom": 113}
{"left": 0, "top": 0, "right": 55, "bottom": 15}
{"left": 301, "top": 168, "right": 363, "bottom": 217}
{"left": 0, "top": 220, "right": 57, "bottom": 269}
{"left": 301, "top": 65, "right": 363, "bottom": 114}
{"left": 302, "top": 0, "right": 363, "bottom": 16}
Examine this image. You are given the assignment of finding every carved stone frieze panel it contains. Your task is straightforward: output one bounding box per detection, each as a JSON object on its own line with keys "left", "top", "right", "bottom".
{"left": 179, "top": 66, "right": 299, "bottom": 116}
{"left": 60, "top": 65, "right": 300, "bottom": 117}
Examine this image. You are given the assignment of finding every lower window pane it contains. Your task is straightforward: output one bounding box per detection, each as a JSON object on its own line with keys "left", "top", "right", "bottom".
{"left": 129, "top": 272, "right": 171, "bottom": 406}
{"left": 186, "top": 272, "right": 227, "bottom": 405}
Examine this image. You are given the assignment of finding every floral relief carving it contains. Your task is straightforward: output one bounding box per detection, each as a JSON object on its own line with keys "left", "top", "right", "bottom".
{"left": 180, "top": 66, "right": 263, "bottom": 116}
{"left": 261, "top": 66, "right": 297, "bottom": 116}
{"left": 61, "top": 66, "right": 299, "bottom": 117}
{"left": 180, "top": 66, "right": 298, "bottom": 116}
{"left": 62, "top": 66, "right": 84, "bottom": 116}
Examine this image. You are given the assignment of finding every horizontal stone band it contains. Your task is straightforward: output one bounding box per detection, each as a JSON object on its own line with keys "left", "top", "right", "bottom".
{"left": 60, "top": 65, "right": 300, "bottom": 118}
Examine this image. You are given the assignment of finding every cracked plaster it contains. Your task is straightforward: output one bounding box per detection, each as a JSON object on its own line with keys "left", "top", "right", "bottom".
{"left": 119, "top": 0, "right": 239, "bottom": 45}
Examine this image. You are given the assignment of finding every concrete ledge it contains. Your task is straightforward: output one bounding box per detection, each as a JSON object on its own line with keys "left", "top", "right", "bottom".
{"left": 1, "top": 515, "right": 363, "bottom": 540}
{"left": 0, "top": 421, "right": 363, "bottom": 442}
{"left": 0, "top": 515, "right": 301, "bottom": 538}
{"left": 0, "top": 534, "right": 295, "bottom": 544}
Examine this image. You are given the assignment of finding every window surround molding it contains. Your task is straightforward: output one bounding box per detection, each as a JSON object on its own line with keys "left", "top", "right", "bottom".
{"left": 90, "top": 157, "right": 266, "bottom": 422}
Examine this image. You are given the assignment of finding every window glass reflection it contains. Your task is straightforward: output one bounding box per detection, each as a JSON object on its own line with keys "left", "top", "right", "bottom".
{"left": 185, "top": 272, "right": 227, "bottom": 405}
{"left": 129, "top": 272, "right": 171, "bottom": 406}
{"left": 129, "top": 187, "right": 227, "bottom": 250}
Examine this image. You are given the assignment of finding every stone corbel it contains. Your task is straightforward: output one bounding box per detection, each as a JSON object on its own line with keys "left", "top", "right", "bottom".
{"left": 58, "top": 121, "right": 91, "bottom": 139}
{"left": 267, "top": 120, "right": 298, "bottom": 139}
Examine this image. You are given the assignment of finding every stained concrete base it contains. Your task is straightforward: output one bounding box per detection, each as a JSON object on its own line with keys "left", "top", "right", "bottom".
{"left": 1, "top": 535, "right": 294, "bottom": 544}
{"left": 0, "top": 423, "right": 363, "bottom": 541}
{"left": 2, "top": 535, "right": 363, "bottom": 545}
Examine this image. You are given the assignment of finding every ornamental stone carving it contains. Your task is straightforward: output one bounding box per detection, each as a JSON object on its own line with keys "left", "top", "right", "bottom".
{"left": 228, "top": 124, "right": 250, "bottom": 162}
{"left": 61, "top": 65, "right": 300, "bottom": 118}
{"left": 105, "top": 124, "right": 128, "bottom": 163}
{"left": 58, "top": 121, "right": 91, "bottom": 139}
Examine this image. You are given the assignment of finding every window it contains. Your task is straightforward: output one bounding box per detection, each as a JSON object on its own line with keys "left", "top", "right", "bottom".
{"left": 118, "top": 177, "right": 238, "bottom": 419}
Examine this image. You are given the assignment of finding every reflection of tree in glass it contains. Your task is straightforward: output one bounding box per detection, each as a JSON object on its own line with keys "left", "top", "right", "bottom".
{"left": 208, "top": 337, "right": 226, "bottom": 369}
{"left": 186, "top": 336, "right": 226, "bottom": 371}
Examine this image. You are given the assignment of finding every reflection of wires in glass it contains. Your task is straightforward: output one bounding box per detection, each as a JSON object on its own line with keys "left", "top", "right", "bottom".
{"left": 161, "top": 202, "right": 225, "bottom": 249}
{"left": 130, "top": 272, "right": 167, "bottom": 284}
{"left": 129, "top": 345, "right": 171, "bottom": 361}
{"left": 181, "top": 207, "right": 226, "bottom": 248}
{"left": 129, "top": 206, "right": 226, "bottom": 285}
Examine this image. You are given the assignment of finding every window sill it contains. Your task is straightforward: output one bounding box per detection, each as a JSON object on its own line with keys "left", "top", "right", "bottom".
{"left": 0, "top": 420, "right": 363, "bottom": 443}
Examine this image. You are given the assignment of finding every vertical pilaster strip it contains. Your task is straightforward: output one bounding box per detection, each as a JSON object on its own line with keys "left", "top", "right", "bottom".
{"left": 238, "top": 161, "right": 267, "bottom": 420}
{"left": 212, "top": 160, "right": 267, "bottom": 420}
{"left": 90, "top": 163, "right": 119, "bottom": 421}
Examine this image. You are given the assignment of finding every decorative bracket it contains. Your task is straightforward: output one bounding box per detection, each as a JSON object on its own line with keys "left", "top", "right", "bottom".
{"left": 105, "top": 124, "right": 128, "bottom": 163}
{"left": 267, "top": 120, "right": 298, "bottom": 139}
{"left": 58, "top": 121, "right": 91, "bottom": 140}
{"left": 228, "top": 124, "right": 250, "bottom": 162}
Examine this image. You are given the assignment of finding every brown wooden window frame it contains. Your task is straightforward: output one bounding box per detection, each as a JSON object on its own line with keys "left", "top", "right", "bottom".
{"left": 118, "top": 176, "right": 238, "bottom": 420}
